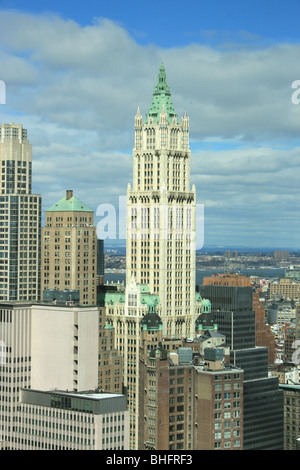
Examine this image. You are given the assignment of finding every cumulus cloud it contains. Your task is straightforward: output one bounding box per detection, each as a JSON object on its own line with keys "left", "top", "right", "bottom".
{"left": 0, "top": 10, "right": 299, "bottom": 247}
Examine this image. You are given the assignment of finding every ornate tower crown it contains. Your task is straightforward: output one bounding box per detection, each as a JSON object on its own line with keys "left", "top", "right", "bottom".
{"left": 145, "top": 63, "right": 178, "bottom": 124}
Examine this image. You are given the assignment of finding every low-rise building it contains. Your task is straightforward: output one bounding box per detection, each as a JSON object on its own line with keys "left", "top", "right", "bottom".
{"left": 14, "top": 389, "right": 129, "bottom": 450}
{"left": 270, "top": 278, "right": 300, "bottom": 300}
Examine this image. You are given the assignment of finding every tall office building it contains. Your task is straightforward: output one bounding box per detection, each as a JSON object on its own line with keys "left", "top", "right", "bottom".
{"left": 204, "top": 273, "right": 276, "bottom": 363}
{"left": 127, "top": 63, "right": 197, "bottom": 338}
{"left": 41, "top": 190, "right": 97, "bottom": 305}
{"left": 199, "top": 275, "right": 284, "bottom": 450}
{"left": 105, "top": 65, "right": 205, "bottom": 449}
{"left": 0, "top": 123, "right": 41, "bottom": 301}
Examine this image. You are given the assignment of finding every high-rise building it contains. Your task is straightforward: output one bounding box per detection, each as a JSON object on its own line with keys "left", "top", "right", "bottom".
{"left": 138, "top": 315, "right": 244, "bottom": 451}
{"left": 193, "top": 348, "right": 244, "bottom": 450}
{"left": 105, "top": 65, "right": 206, "bottom": 449}
{"left": 0, "top": 123, "right": 41, "bottom": 301}
{"left": 127, "top": 63, "right": 198, "bottom": 338}
{"left": 41, "top": 190, "right": 97, "bottom": 305}
{"left": 279, "top": 383, "right": 300, "bottom": 450}
{"left": 203, "top": 274, "right": 276, "bottom": 364}
{"left": 0, "top": 300, "right": 100, "bottom": 448}
{"left": 199, "top": 275, "right": 284, "bottom": 450}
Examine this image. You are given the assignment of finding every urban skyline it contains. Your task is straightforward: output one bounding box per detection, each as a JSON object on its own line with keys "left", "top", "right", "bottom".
{"left": 0, "top": 1, "right": 300, "bottom": 249}
{"left": 0, "top": 18, "right": 299, "bottom": 449}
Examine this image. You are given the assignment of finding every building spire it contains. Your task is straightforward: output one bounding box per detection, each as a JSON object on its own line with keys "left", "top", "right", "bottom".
{"left": 145, "top": 64, "right": 178, "bottom": 124}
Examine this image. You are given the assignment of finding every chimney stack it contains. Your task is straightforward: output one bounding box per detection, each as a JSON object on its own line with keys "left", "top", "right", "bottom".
{"left": 66, "top": 190, "right": 73, "bottom": 200}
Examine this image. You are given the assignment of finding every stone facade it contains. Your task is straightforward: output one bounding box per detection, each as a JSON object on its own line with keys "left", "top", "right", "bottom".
{"left": 41, "top": 190, "right": 97, "bottom": 305}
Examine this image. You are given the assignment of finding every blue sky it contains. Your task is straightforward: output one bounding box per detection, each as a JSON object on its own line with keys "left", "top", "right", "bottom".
{"left": 0, "top": 0, "right": 300, "bottom": 47}
{"left": 3, "top": 0, "right": 300, "bottom": 46}
{"left": 0, "top": 1, "right": 300, "bottom": 249}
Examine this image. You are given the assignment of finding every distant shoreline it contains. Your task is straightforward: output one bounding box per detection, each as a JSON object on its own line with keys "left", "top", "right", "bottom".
{"left": 104, "top": 267, "right": 286, "bottom": 286}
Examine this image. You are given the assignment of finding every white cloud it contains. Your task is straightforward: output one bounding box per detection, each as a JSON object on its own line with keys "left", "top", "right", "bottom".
{"left": 0, "top": 10, "right": 299, "bottom": 247}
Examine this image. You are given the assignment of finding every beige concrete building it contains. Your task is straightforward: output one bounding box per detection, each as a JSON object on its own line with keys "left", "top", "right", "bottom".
{"left": 30, "top": 303, "right": 99, "bottom": 392}
{"left": 270, "top": 278, "right": 300, "bottom": 300}
{"left": 0, "top": 123, "right": 41, "bottom": 302}
{"left": 0, "top": 301, "right": 100, "bottom": 448}
{"left": 41, "top": 189, "right": 97, "bottom": 305}
{"left": 14, "top": 389, "right": 129, "bottom": 450}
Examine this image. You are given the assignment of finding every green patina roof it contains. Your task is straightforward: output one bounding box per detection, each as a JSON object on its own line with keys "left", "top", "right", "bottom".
{"left": 100, "top": 285, "right": 159, "bottom": 309}
{"left": 140, "top": 294, "right": 159, "bottom": 308}
{"left": 104, "top": 292, "right": 125, "bottom": 305}
{"left": 140, "top": 284, "right": 150, "bottom": 294}
{"left": 46, "top": 195, "right": 93, "bottom": 213}
{"left": 145, "top": 63, "right": 178, "bottom": 124}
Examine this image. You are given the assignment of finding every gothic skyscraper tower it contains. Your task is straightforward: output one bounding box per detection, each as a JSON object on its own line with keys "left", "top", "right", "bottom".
{"left": 126, "top": 64, "right": 197, "bottom": 337}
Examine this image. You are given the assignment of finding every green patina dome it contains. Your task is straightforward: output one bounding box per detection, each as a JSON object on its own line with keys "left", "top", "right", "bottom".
{"left": 141, "top": 299, "right": 163, "bottom": 331}
{"left": 46, "top": 191, "right": 93, "bottom": 213}
{"left": 141, "top": 312, "right": 162, "bottom": 331}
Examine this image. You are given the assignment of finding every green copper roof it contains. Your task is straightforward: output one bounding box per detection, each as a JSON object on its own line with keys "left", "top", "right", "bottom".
{"left": 145, "top": 63, "right": 178, "bottom": 124}
{"left": 46, "top": 193, "right": 93, "bottom": 213}
{"left": 140, "top": 294, "right": 159, "bottom": 308}
{"left": 103, "top": 292, "right": 125, "bottom": 305}
{"left": 99, "top": 282, "right": 159, "bottom": 309}
{"left": 140, "top": 284, "right": 150, "bottom": 294}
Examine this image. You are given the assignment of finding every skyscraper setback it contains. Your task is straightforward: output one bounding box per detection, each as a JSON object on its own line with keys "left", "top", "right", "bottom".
{"left": 105, "top": 64, "right": 204, "bottom": 449}
{"left": 0, "top": 123, "right": 41, "bottom": 301}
